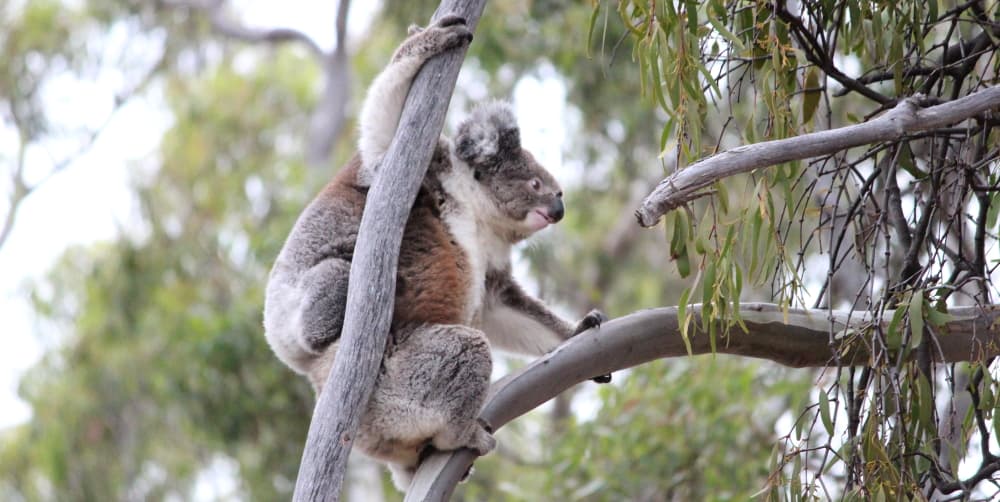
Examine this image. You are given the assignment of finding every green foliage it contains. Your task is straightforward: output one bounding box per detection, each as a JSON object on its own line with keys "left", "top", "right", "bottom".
{"left": 0, "top": 0, "right": 84, "bottom": 138}
{"left": 600, "top": 0, "right": 1000, "bottom": 497}
{"left": 4, "top": 0, "right": 998, "bottom": 499}
{"left": 543, "top": 360, "right": 810, "bottom": 501}
{"left": 1, "top": 41, "right": 321, "bottom": 499}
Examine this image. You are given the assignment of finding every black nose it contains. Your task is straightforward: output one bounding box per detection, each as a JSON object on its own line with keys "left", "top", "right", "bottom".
{"left": 549, "top": 199, "right": 564, "bottom": 222}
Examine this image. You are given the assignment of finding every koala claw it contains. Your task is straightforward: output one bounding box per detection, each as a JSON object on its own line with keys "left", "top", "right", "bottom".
{"left": 573, "top": 309, "right": 609, "bottom": 336}
{"left": 476, "top": 417, "right": 494, "bottom": 434}
{"left": 592, "top": 373, "right": 613, "bottom": 384}
{"left": 430, "top": 15, "right": 473, "bottom": 47}
{"left": 460, "top": 465, "right": 475, "bottom": 483}
{"left": 434, "top": 14, "right": 467, "bottom": 28}
{"left": 573, "top": 310, "right": 613, "bottom": 384}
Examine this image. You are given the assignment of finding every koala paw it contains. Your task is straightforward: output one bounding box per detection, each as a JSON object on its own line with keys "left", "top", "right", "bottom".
{"left": 467, "top": 422, "right": 496, "bottom": 456}
{"left": 592, "top": 373, "right": 613, "bottom": 384}
{"left": 397, "top": 15, "right": 473, "bottom": 61}
{"left": 433, "top": 14, "right": 468, "bottom": 28}
{"left": 460, "top": 465, "right": 476, "bottom": 483}
{"left": 477, "top": 417, "right": 494, "bottom": 434}
{"left": 573, "top": 310, "right": 613, "bottom": 384}
{"left": 573, "top": 309, "right": 609, "bottom": 336}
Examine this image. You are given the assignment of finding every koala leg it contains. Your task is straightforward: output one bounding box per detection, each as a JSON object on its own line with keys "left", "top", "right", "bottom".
{"left": 358, "top": 324, "right": 496, "bottom": 488}
{"left": 357, "top": 16, "right": 473, "bottom": 180}
{"left": 298, "top": 258, "right": 351, "bottom": 353}
{"left": 391, "top": 15, "right": 473, "bottom": 63}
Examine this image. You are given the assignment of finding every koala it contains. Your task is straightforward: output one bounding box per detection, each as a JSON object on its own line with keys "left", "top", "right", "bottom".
{"left": 263, "top": 15, "right": 606, "bottom": 490}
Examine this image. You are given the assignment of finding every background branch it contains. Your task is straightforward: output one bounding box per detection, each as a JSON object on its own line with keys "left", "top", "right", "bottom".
{"left": 306, "top": 0, "right": 352, "bottom": 167}
{"left": 407, "top": 303, "right": 1000, "bottom": 500}
{"left": 635, "top": 86, "right": 1000, "bottom": 227}
{"left": 163, "top": 0, "right": 325, "bottom": 58}
{"left": 164, "top": 0, "right": 352, "bottom": 167}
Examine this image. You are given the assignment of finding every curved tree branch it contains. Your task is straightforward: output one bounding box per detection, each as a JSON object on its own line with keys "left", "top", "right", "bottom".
{"left": 635, "top": 86, "right": 1000, "bottom": 227}
{"left": 291, "top": 1, "right": 488, "bottom": 501}
{"left": 407, "top": 303, "right": 1000, "bottom": 500}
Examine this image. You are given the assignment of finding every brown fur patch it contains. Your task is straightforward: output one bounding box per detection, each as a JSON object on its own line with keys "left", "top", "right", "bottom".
{"left": 314, "top": 153, "right": 471, "bottom": 332}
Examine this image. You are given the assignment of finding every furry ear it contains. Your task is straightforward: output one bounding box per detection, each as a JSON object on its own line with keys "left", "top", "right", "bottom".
{"left": 455, "top": 101, "right": 521, "bottom": 166}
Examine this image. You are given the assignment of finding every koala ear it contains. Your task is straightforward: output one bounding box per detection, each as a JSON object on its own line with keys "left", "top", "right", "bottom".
{"left": 455, "top": 101, "right": 521, "bottom": 166}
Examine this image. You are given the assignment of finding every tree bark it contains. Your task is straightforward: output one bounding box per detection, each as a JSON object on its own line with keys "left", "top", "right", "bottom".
{"left": 635, "top": 86, "right": 1000, "bottom": 227}
{"left": 406, "top": 303, "right": 1000, "bottom": 501}
{"left": 291, "top": 2, "right": 488, "bottom": 501}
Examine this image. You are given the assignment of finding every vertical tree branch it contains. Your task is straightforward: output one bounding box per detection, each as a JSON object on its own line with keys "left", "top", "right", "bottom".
{"left": 291, "top": 1, "right": 488, "bottom": 500}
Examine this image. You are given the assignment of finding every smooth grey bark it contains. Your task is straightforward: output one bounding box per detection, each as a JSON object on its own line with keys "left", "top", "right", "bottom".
{"left": 406, "top": 303, "right": 1000, "bottom": 501}
{"left": 291, "top": 1, "right": 488, "bottom": 501}
{"left": 635, "top": 86, "right": 1000, "bottom": 227}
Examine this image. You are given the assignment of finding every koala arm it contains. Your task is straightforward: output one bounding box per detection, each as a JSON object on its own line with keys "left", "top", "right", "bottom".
{"left": 357, "top": 16, "right": 472, "bottom": 185}
{"left": 481, "top": 268, "right": 576, "bottom": 356}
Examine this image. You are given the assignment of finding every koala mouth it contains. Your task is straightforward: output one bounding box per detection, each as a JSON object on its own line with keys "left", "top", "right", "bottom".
{"left": 534, "top": 209, "right": 557, "bottom": 224}
{"left": 525, "top": 209, "right": 556, "bottom": 231}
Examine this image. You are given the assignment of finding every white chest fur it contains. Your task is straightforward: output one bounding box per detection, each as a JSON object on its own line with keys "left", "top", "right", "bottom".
{"left": 441, "top": 156, "right": 511, "bottom": 326}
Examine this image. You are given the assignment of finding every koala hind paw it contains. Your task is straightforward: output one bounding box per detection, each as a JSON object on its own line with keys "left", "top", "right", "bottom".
{"left": 468, "top": 423, "right": 496, "bottom": 456}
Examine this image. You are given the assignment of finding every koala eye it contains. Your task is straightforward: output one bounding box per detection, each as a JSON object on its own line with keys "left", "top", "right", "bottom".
{"left": 529, "top": 178, "right": 542, "bottom": 192}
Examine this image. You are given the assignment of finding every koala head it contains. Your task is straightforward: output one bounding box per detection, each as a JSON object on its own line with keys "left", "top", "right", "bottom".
{"left": 454, "top": 101, "right": 564, "bottom": 242}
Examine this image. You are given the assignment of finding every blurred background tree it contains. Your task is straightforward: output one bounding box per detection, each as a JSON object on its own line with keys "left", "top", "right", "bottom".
{"left": 1, "top": 0, "right": 997, "bottom": 500}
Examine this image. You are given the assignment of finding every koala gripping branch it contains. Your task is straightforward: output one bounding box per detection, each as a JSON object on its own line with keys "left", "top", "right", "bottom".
{"left": 291, "top": 2, "right": 488, "bottom": 501}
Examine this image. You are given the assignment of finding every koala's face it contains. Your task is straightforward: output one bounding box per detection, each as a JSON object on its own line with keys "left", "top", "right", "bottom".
{"left": 474, "top": 148, "right": 564, "bottom": 235}
{"left": 455, "top": 102, "right": 565, "bottom": 242}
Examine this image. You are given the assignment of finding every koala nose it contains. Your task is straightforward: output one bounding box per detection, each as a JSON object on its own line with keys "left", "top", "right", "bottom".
{"left": 549, "top": 199, "right": 564, "bottom": 222}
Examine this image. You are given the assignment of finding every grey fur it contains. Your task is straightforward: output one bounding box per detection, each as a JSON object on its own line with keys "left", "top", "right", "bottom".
{"left": 264, "top": 16, "right": 596, "bottom": 492}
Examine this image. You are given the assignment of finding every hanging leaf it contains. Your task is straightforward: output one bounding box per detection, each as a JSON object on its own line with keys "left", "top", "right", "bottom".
{"left": 802, "top": 67, "right": 821, "bottom": 124}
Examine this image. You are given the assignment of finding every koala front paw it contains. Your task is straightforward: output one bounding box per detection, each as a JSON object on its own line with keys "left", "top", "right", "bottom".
{"left": 573, "top": 309, "right": 609, "bottom": 335}
{"left": 397, "top": 15, "right": 473, "bottom": 62}
{"left": 573, "top": 310, "right": 613, "bottom": 384}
